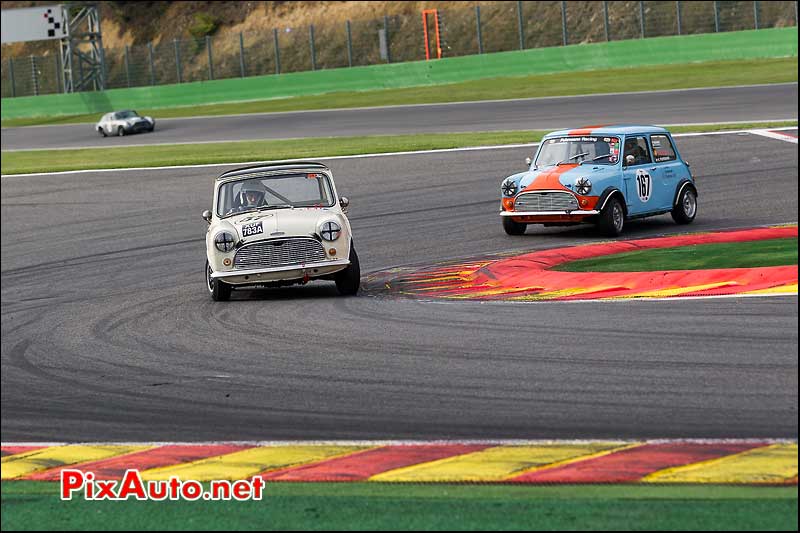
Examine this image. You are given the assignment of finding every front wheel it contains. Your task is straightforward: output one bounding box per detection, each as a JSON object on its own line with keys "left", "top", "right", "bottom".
{"left": 117, "top": 126, "right": 125, "bottom": 137}
{"left": 206, "top": 260, "right": 231, "bottom": 301}
{"left": 672, "top": 187, "right": 697, "bottom": 225}
{"left": 502, "top": 217, "right": 527, "bottom": 235}
{"left": 597, "top": 196, "right": 625, "bottom": 237}
{"left": 335, "top": 245, "right": 361, "bottom": 296}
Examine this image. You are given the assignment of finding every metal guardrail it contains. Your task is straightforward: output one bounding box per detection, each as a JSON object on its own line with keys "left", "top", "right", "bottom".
{"left": 1, "top": 0, "right": 797, "bottom": 98}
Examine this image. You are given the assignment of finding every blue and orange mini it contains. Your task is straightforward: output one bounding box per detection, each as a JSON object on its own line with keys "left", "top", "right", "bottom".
{"left": 500, "top": 125, "right": 697, "bottom": 236}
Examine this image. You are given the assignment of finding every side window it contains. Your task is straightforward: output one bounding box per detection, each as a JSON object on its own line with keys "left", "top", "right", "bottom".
{"left": 623, "top": 136, "right": 651, "bottom": 165}
{"left": 650, "top": 135, "right": 677, "bottom": 163}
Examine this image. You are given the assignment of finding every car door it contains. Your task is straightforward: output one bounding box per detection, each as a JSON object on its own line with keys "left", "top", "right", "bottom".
{"left": 622, "top": 135, "right": 658, "bottom": 215}
{"left": 650, "top": 133, "right": 682, "bottom": 210}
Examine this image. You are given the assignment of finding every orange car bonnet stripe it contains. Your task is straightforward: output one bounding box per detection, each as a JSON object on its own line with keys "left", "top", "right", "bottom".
{"left": 568, "top": 124, "right": 611, "bottom": 136}
{"left": 521, "top": 164, "right": 577, "bottom": 193}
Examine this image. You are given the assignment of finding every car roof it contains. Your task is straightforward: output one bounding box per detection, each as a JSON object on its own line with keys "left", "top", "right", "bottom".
{"left": 217, "top": 161, "right": 330, "bottom": 181}
{"left": 544, "top": 124, "right": 670, "bottom": 137}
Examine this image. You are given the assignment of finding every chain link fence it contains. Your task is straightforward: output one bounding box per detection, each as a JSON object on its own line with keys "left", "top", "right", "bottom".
{"left": 2, "top": 0, "right": 797, "bottom": 99}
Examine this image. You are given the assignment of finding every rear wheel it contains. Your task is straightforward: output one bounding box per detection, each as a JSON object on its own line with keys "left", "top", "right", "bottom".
{"left": 502, "top": 217, "right": 527, "bottom": 235}
{"left": 597, "top": 196, "right": 625, "bottom": 237}
{"left": 672, "top": 187, "right": 697, "bottom": 225}
{"left": 98, "top": 127, "right": 107, "bottom": 137}
{"left": 206, "top": 260, "right": 231, "bottom": 301}
{"left": 335, "top": 245, "right": 361, "bottom": 296}
{"left": 117, "top": 126, "right": 125, "bottom": 136}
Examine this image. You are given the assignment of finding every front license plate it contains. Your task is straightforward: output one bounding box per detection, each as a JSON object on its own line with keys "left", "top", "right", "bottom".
{"left": 241, "top": 222, "right": 264, "bottom": 237}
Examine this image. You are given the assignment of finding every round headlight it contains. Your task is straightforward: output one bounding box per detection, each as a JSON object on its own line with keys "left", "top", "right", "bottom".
{"left": 575, "top": 177, "right": 592, "bottom": 196}
{"left": 320, "top": 221, "right": 341, "bottom": 241}
{"left": 214, "top": 231, "right": 236, "bottom": 252}
{"left": 501, "top": 181, "right": 518, "bottom": 197}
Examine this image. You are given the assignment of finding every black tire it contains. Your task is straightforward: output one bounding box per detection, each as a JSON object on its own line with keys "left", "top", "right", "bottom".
{"left": 148, "top": 125, "right": 155, "bottom": 132}
{"left": 502, "top": 217, "right": 527, "bottom": 235}
{"left": 335, "top": 245, "right": 361, "bottom": 296}
{"left": 98, "top": 127, "right": 107, "bottom": 137}
{"left": 117, "top": 126, "right": 125, "bottom": 137}
{"left": 597, "top": 196, "right": 625, "bottom": 237}
{"left": 672, "top": 186, "right": 697, "bottom": 225}
{"left": 206, "top": 260, "right": 231, "bottom": 301}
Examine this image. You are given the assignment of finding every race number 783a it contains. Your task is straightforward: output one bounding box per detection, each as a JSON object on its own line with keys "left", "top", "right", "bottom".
{"left": 635, "top": 169, "right": 652, "bottom": 203}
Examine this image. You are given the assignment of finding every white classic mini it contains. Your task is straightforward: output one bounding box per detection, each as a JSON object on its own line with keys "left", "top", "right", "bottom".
{"left": 203, "top": 162, "right": 360, "bottom": 301}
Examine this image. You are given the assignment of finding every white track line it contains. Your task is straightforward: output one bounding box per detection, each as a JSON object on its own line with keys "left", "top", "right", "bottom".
{"left": 749, "top": 128, "right": 799, "bottom": 143}
{"left": 3, "top": 127, "right": 798, "bottom": 178}
{"left": 2, "top": 438, "right": 796, "bottom": 447}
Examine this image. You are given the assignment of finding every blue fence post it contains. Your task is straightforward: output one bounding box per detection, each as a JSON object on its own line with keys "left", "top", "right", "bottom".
{"left": 273, "top": 28, "right": 281, "bottom": 74}
{"left": 476, "top": 5, "right": 483, "bottom": 54}
{"left": 676, "top": 1, "right": 682, "bottom": 35}
{"left": 309, "top": 24, "right": 317, "bottom": 71}
{"left": 239, "top": 32, "right": 246, "bottom": 77}
{"left": 713, "top": 1, "right": 720, "bottom": 32}
{"left": 346, "top": 20, "right": 353, "bottom": 67}
{"left": 639, "top": 1, "right": 645, "bottom": 38}
{"left": 603, "top": 1, "right": 610, "bottom": 41}
{"left": 561, "top": 1, "right": 568, "bottom": 45}
{"left": 517, "top": 1, "right": 525, "bottom": 50}
{"left": 124, "top": 45, "right": 131, "bottom": 87}
{"left": 174, "top": 40, "right": 182, "bottom": 83}
{"left": 206, "top": 35, "right": 214, "bottom": 80}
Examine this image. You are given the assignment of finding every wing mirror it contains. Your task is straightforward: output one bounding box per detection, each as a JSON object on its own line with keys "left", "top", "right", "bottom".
{"left": 339, "top": 196, "right": 350, "bottom": 213}
{"left": 525, "top": 157, "right": 532, "bottom": 166}
{"left": 202, "top": 209, "right": 212, "bottom": 224}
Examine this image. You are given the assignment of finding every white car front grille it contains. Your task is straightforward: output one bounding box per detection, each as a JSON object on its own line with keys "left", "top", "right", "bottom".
{"left": 514, "top": 191, "right": 579, "bottom": 212}
{"left": 234, "top": 237, "right": 327, "bottom": 269}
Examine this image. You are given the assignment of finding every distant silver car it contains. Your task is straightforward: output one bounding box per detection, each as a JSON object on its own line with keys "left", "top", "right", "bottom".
{"left": 96, "top": 110, "right": 155, "bottom": 137}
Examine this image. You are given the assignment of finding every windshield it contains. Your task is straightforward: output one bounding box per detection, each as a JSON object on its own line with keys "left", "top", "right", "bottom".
{"left": 115, "top": 110, "right": 138, "bottom": 119}
{"left": 216, "top": 173, "right": 335, "bottom": 217}
{"left": 534, "top": 136, "right": 621, "bottom": 167}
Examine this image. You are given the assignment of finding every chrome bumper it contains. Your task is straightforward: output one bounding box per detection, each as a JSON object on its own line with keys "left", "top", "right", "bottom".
{"left": 211, "top": 258, "right": 350, "bottom": 279}
{"left": 500, "top": 210, "right": 599, "bottom": 216}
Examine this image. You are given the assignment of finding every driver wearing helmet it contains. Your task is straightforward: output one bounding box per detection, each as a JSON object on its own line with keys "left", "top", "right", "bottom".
{"left": 234, "top": 181, "right": 267, "bottom": 212}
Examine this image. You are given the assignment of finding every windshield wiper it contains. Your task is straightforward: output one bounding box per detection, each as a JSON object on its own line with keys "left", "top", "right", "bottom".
{"left": 257, "top": 204, "right": 292, "bottom": 211}
{"left": 557, "top": 152, "right": 590, "bottom": 166}
{"left": 580, "top": 153, "right": 614, "bottom": 164}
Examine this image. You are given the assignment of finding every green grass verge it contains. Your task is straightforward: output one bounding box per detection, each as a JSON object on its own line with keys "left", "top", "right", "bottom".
{"left": 2, "top": 482, "right": 796, "bottom": 531}
{"left": 2, "top": 57, "right": 796, "bottom": 128}
{"left": 556, "top": 237, "right": 799, "bottom": 272}
{"left": 2, "top": 121, "right": 796, "bottom": 175}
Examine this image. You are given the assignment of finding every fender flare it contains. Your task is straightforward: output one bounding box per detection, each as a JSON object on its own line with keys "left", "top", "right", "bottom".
{"left": 673, "top": 180, "right": 698, "bottom": 207}
{"left": 596, "top": 187, "right": 627, "bottom": 216}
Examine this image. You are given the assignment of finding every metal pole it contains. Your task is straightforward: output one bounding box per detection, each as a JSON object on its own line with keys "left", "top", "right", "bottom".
{"left": 124, "top": 45, "right": 131, "bottom": 87}
{"left": 174, "top": 39, "right": 182, "bottom": 83}
{"left": 346, "top": 20, "right": 353, "bottom": 67}
{"left": 206, "top": 35, "right": 214, "bottom": 80}
{"left": 753, "top": 1, "right": 759, "bottom": 30}
{"left": 147, "top": 42, "right": 155, "bottom": 85}
{"left": 239, "top": 32, "right": 246, "bottom": 77}
{"left": 31, "top": 55, "right": 39, "bottom": 96}
{"left": 517, "top": 1, "right": 525, "bottom": 50}
{"left": 475, "top": 6, "right": 483, "bottom": 54}
{"left": 561, "top": 1, "right": 568, "bottom": 46}
{"left": 55, "top": 51, "right": 62, "bottom": 93}
{"left": 9, "top": 58, "right": 16, "bottom": 97}
{"left": 639, "top": 1, "right": 645, "bottom": 38}
{"left": 676, "top": 1, "right": 682, "bottom": 35}
{"left": 309, "top": 25, "right": 317, "bottom": 71}
{"left": 384, "top": 15, "right": 392, "bottom": 63}
{"left": 603, "top": 1, "right": 610, "bottom": 41}
{"left": 273, "top": 29, "right": 281, "bottom": 74}
{"left": 713, "top": 1, "right": 720, "bottom": 32}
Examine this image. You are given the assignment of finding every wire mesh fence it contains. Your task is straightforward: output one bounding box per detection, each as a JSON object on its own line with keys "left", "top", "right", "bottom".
{"left": 3, "top": 0, "right": 797, "bottom": 98}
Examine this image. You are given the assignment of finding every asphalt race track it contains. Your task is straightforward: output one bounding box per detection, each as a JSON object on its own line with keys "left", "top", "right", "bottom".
{"left": 1, "top": 130, "right": 797, "bottom": 442}
{"left": 2, "top": 84, "right": 797, "bottom": 151}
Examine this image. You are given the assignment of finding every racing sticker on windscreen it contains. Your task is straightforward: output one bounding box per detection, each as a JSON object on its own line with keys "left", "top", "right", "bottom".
{"left": 241, "top": 221, "right": 264, "bottom": 237}
{"left": 635, "top": 169, "right": 652, "bottom": 202}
